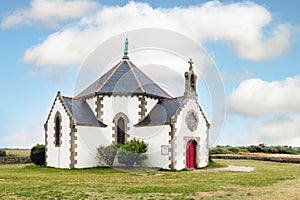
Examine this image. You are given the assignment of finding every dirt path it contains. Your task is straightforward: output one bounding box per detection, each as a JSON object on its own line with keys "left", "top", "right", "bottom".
{"left": 211, "top": 165, "right": 255, "bottom": 172}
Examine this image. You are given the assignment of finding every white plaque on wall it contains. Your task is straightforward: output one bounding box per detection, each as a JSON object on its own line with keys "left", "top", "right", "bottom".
{"left": 161, "top": 145, "right": 169, "bottom": 155}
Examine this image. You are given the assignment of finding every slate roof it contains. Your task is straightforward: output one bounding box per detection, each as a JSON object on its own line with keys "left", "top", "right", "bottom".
{"left": 136, "top": 97, "right": 185, "bottom": 126}
{"left": 76, "top": 58, "right": 171, "bottom": 98}
{"left": 63, "top": 97, "right": 106, "bottom": 127}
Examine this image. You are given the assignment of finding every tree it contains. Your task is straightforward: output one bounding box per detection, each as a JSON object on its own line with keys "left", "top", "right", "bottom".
{"left": 117, "top": 138, "right": 148, "bottom": 168}
{"left": 30, "top": 144, "right": 45, "bottom": 165}
{"left": 96, "top": 144, "right": 118, "bottom": 167}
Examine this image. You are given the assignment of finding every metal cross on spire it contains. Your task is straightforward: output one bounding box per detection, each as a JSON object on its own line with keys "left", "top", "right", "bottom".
{"left": 188, "top": 58, "right": 194, "bottom": 70}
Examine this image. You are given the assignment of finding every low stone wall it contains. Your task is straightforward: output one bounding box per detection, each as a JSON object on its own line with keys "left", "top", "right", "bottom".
{"left": 211, "top": 155, "right": 300, "bottom": 164}
{"left": 0, "top": 156, "right": 32, "bottom": 164}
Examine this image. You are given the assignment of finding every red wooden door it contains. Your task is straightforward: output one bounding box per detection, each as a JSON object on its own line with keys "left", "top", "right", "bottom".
{"left": 186, "top": 141, "right": 195, "bottom": 168}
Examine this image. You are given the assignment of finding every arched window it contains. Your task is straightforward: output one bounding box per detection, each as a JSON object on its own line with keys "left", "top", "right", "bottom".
{"left": 117, "top": 117, "right": 125, "bottom": 144}
{"left": 113, "top": 113, "right": 129, "bottom": 144}
{"left": 54, "top": 112, "right": 62, "bottom": 147}
{"left": 190, "top": 74, "right": 195, "bottom": 89}
{"left": 55, "top": 116, "right": 60, "bottom": 146}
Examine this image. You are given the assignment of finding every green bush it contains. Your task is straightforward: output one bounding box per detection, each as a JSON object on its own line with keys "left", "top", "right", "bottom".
{"left": 117, "top": 138, "right": 148, "bottom": 168}
{"left": 97, "top": 144, "right": 119, "bottom": 167}
{"left": 247, "top": 145, "right": 262, "bottom": 153}
{"left": 30, "top": 144, "right": 45, "bottom": 165}
{"left": 235, "top": 146, "right": 249, "bottom": 152}
{"left": 209, "top": 147, "right": 231, "bottom": 154}
{"left": 0, "top": 150, "right": 6, "bottom": 157}
{"left": 210, "top": 144, "right": 300, "bottom": 155}
{"left": 227, "top": 146, "right": 239, "bottom": 153}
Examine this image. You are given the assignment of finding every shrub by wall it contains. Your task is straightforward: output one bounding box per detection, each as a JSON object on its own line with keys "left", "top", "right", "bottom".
{"left": 0, "top": 150, "right": 6, "bottom": 157}
{"left": 97, "top": 144, "right": 119, "bottom": 167}
{"left": 30, "top": 144, "right": 45, "bottom": 165}
{"left": 117, "top": 138, "right": 148, "bottom": 168}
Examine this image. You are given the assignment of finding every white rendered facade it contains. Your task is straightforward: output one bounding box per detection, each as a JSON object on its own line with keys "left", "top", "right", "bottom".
{"left": 44, "top": 56, "right": 209, "bottom": 170}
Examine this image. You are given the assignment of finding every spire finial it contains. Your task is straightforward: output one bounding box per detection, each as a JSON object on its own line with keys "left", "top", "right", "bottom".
{"left": 188, "top": 58, "right": 193, "bottom": 70}
{"left": 123, "top": 38, "right": 129, "bottom": 59}
{"left": 124, "top": 38, "right": 128, "bottom": 53}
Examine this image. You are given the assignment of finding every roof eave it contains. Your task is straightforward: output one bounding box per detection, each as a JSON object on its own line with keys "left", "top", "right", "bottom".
{"left": 76, "top": 123, "right": 107, "bottom": 127}
{"left": 81, "top": 92, "right": 170, "bottom": 99}
{"left": 134, "top": 122, "right": 169, "bottom": 127}
{"left": 44, "top": 91, "right": 76, "bottom": 128}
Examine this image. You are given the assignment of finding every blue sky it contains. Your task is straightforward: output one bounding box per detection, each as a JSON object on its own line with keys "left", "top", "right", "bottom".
{"left": 0, "top": 0, "right": 299, "bottom": 148}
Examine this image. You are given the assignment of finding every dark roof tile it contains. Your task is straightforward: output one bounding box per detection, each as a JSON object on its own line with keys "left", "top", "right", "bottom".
{"left": 76, "top": 59, "right": 170, "bottom": 98}
{"left": 136, "top": 97, "right": 185, "bottom": 126}
{"left": 63, "top": 97, "right": 106, "bottom": 127}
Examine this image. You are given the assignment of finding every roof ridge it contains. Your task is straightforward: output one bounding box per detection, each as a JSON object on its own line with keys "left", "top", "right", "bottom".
{"left": 130, "top": 62, "right": 171, "bottom": 98}
{"left": 125, "top": 60, "right": 145, "bottom": 93}
{"left": 159, "top": 96, "right": 184, "bottom": 101}
{"left": 62, "top": 96, "right": 85, "bottom": 101}
{"left": 96, "top": 60, "right": 123, "bottom": 93}
{"left": 45, "top": 91, "right": 76, "bottom": 127}
{"left": 76, "top": 60, "right": 122, "bottom": 97}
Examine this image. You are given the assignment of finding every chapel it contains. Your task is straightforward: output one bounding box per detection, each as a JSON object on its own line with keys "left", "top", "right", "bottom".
{"left": 44, "top": 40, "right": 210, "bottom": 169}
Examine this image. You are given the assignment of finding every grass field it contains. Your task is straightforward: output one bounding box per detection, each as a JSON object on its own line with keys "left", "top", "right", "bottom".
{"left": 0, "top": 159, "right": 299, "bottom": 199}
{"left": 0, "top": 149, "right": 30, "bottom": 157}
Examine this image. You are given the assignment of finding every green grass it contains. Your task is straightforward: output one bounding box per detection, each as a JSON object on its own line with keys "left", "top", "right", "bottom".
{"left": 1, "top": 149, "right": 30, "bottom": 157}
{"left": 0, "top": 159, "right": 300, "bottom": 199}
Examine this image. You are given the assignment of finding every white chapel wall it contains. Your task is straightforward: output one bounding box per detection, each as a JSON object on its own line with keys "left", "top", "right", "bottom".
{"left": 173, "top": 99, "right": 209, "bottom": 170}
{"left": 96, "top": 95, "right": 173, "bottom": 169}
{"left": 133, "top": 125, "right": 171, "bottom": 169}
{"left": 145, "top": 97, "right": 158, "bottom": 116}
{"left": 74, "top": 95, "right": 152, "bottom": 168}
{"left": 46, "top": 97, "right": 72, "bottom": 168}
{"left": 66, "top": 94, "right": 210, "bottom": 169}
{"left": 75, "top": 125, "right": 111, "bottom": 168}
{"left": 102, "top": 96, "right": 139, "bottom": 133}
{"left": 86, "top": 97, "right": 96, "bottom": 116}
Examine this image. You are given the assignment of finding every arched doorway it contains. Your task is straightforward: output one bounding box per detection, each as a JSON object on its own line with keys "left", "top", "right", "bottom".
{"left": 186, "top": 140, "right": 196, "bottom": 168}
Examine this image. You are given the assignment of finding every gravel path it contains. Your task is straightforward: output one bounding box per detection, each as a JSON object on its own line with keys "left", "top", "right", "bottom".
{"left": 208, "top": 165, "right": 255, "bottom": 172}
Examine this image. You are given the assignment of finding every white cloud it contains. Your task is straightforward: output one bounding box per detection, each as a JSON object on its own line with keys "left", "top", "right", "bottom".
{"left": 19, "top": 1, "right": 296, "bottom": 67}
{"left": 227, "top": 76, "right": 300, "bottom": 116}
{"left": 235, "top": 24, "right": 293, "bottom": 61}
{"left": 258, "top": 114, "right": 300, "bottom": 145}
{"left": 1, "top": 0, "right": 99, "bottom": 29}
